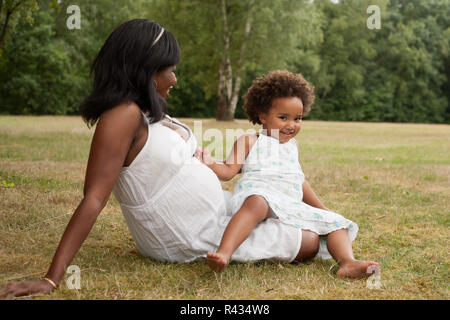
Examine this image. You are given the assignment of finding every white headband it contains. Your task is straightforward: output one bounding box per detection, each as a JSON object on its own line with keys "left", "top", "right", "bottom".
{"left": 151, "top": 27, "right": 165, "bottom": 47}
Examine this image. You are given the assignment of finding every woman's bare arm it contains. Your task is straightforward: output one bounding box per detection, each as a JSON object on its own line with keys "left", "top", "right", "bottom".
{"left": 0, "top": 104, "right": 142, "bottom": 298}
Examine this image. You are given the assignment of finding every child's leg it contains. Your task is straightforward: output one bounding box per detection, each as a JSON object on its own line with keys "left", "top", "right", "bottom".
{"left": 326, "top": 229, "right": 381, "bottom": 278}
{"left": 207, "top": 195, "right": 272, "bottom": 272}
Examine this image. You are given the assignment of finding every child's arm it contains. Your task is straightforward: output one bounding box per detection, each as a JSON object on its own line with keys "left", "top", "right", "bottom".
{"left": 201, "top": 134, "right": 257, "bottom": 181}
{"left": 294, "top": 139, "right": 329, "bottom": 211}
{"left": 302, "top": 180, "right": 329, "bottom": 211}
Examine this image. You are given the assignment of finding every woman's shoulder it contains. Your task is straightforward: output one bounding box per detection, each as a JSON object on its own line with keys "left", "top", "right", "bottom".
{"left": 101, "top": 101, "right": 141, "bottom": 116}
{"left": 98, "top": 102, "right": 143, "bottom": 125}
{"left": 95, "top": 102, "right": 145, "bottom": 138}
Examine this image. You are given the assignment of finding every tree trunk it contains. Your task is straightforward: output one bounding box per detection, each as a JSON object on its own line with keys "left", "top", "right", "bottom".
{"left": 216, "top": 0, "right": 232, "bottom": 121}
{"left": 0, "top": 1, "right": 23, "bottom": 50}
{"left": 229, "top": 1, "right": 253, "bottom": 117}
{"left": 216, "top": 60, "right": 227, "bottom": 120}
{"left": 216, "top": 0, "right": 254, "bottom": 121}
{"left": 0, "top": 9, "right": 12, "bottom": 50}
{"left": 216, "top": 61, "right": 235, "bottom": 121}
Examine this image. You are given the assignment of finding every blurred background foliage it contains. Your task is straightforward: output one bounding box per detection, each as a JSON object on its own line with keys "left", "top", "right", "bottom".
{"left": 0, "top": 0, "right": 448, "bottom": 123}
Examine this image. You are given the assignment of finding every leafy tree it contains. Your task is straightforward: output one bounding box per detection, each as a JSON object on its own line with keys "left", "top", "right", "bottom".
{"left": 151, "top": 0, "right": 315, "bottom": 121}
{"left": 371, "top": 0, "right": 450, "bottom": 123}
{"left": 0, "top": 0, "right": 448, "bottom": 123}
{"left": 294, "top": 0, "right": 449, "bottom": 123}
{"left": 52, "top": 0, "right": 150, "bottom": 104}
{"left": 0, "top": 5, "right": 85, "bottom": 114}
{"left": 296, "top": 0, "right": 386, "bottom": 121}
{"left": 0, "top": 0, "right": 40, "bottom": 51}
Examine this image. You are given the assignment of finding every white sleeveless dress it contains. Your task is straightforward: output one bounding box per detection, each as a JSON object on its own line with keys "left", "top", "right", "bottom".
{"left": 229, "top": 133, "right": 358, "bottom": 260}
{"left": 112, "top": 114, "right": 302, "bottom": 263}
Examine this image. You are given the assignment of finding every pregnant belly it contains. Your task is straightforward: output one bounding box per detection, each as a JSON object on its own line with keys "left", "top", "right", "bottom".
{"left": 157, "top": 158, "right": 225, "bottom": 249}
{"left": 178, "top": 157, "right": 224, "bottom": 203}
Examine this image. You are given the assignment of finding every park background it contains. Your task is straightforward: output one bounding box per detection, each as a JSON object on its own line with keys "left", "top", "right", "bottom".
{"left": 0, "top": 0, "right": 449, "bottom": 300}
{"left": 0, "top": 0, "right": 449, "bottom": 123}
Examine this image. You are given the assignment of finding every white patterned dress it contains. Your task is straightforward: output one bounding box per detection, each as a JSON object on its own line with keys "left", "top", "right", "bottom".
{"left": 229, "top": 133, "right": 358, "bottom": 260}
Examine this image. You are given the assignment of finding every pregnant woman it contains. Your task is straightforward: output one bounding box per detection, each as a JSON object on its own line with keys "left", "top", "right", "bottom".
{"left": 0, "top": 19, "right": 315, "bottom": 298}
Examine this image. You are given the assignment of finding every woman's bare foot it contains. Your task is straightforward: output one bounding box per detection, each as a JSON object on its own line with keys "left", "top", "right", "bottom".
{"left": 206, "top": 252, "right": 230, "bottom": 272}
{"left": 336, "top": 260, "right": 381, "bottom": 279}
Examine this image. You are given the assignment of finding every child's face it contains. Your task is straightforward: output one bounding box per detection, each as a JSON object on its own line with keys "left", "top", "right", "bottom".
{"left": 258, "top": 97, "right": 303, "bottom": 143}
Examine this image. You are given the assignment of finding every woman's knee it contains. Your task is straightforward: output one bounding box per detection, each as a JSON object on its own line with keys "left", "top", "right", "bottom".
{"left": 295, "top": 230, "right": 319, "bottom": 261}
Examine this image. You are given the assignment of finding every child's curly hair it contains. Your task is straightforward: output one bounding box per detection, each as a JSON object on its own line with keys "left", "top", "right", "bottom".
{"left": 243, "top": 70, "right": 315, "bottom": 125}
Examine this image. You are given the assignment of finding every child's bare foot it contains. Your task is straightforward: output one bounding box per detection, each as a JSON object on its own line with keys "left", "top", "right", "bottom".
{"left": 206, "top": 252, "right": 230, "bottom": 273}
{"left": 336, "top": 260, "right": 381, "bottom": 279}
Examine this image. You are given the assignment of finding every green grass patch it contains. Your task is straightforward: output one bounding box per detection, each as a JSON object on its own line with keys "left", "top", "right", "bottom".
{"left": 0, "top": 116, "right": 449, "bottom": 300}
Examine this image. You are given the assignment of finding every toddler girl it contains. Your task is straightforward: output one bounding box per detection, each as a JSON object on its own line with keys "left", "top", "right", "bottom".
{"left": 201, "top": 70, "right": 380, "bottom": 278}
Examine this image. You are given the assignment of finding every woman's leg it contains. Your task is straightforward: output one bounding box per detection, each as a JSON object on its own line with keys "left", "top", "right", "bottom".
{"left": 326, "top": 229, "right": 380, "bottom": 278}
{"left": 207, "top": 195, "right": 271, "bottom": 272}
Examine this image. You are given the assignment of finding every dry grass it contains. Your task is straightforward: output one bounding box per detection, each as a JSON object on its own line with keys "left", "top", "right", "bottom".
{"left": 0, "top": 116, "right": 449, "bottom": 300}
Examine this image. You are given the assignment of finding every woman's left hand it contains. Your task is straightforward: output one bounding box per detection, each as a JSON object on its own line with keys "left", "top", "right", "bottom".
{"left": 0, "top": 279, "right": 55, "bottom": 299}
{"left": 194, "top": 147, "right": 203, "bottom": 161}
{"left": 194, "top": 147, "right": 214, "bottom": 165}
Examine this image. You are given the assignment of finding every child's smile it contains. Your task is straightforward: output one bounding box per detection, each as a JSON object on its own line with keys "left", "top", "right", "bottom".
{"left": 258, "top": 97, "right": 303, "bottom": 143}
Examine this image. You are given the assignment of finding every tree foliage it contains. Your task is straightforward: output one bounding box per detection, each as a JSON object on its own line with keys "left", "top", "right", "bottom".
{"left": 0, "top": 0, "right": 448, "bottom": 123}
{"left": 291, "top": 0, "right": 449, "bottom": 123}
{"left": 0, "top": 0, "right": 39, "bottom": 51}
{"left": 0, "top": 4, "right": 84, "bottom": 114}
{"left": 150, "top": 0, "right": 315, "bottom": 120}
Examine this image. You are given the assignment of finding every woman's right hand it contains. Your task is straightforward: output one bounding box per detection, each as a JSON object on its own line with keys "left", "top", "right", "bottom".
{"left": 195, "top": 147, "right": 215, "bottom": 165}
{"left": 0, "top": 279, "right": 55, "bottom": 299}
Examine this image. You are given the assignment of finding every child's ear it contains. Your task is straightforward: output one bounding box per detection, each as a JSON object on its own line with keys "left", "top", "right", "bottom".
{"left": 258, "top": 113, "right": 266, "bottom": 124}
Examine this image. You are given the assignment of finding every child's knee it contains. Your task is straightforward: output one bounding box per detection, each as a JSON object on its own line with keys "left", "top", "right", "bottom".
{"left": 242, "top": 195, "right": 271, "bottom": 219}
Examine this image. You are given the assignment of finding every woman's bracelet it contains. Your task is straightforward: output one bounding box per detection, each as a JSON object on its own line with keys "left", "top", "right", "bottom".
{"left": 42, "top": 277, "right": 58, "bottom": 289}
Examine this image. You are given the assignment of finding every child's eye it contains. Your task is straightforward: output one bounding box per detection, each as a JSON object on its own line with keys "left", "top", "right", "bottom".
{"left": 295, "top": 117, "right": 303, "bottom": 122}
{"left": 279, "top": 116, "right": 287, "bottom": 120}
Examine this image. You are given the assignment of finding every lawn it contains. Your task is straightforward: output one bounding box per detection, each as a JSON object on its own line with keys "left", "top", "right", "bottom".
{"left": 0, "top": 116, "right": 449, "bottom": 300}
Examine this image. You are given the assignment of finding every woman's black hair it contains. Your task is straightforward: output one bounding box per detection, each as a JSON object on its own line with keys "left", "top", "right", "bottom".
{"left": 80, "top": 19, "right": 180, "bottom": 127}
